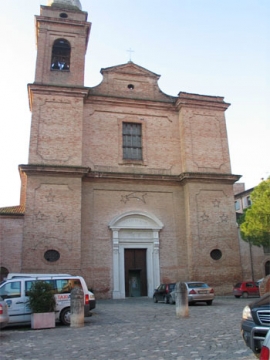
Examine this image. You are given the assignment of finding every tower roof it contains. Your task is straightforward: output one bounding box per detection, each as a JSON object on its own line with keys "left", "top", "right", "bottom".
{"left": 47, "top": 0, "right": 82, "bottom": 11}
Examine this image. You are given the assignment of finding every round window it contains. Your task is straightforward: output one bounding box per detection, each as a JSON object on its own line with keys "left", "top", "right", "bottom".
{"left": 44, "top": 250, "right": 60, "bottom": 262}
{"left": 210, "top": 249, "right": 222, "bottom": 260}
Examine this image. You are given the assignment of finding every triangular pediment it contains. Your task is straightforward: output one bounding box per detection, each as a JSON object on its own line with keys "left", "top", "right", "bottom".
{"left": 88, "top": 61, "right": 175, "bottom": 103}
{"left": 100, "top": 61, "right": 160, "bottom": 80}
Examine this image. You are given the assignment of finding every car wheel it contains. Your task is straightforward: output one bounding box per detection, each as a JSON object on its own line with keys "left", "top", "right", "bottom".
{"left": 234, "top": 295, "right": 241, "bottom": 298}
{"left": 169, "top": 296, "right": 174, "bottom": 305}
{"left": 206, "top": 300, "right": 212, "bottom": 305}
{"left": 60, "top": 307, "right": 71, "bottom": 326}
{"left": 242, "top": 292, "right": 248, "bottom": 298}
{"left": 153, "top": 296, "right": 158, "bottom": 303}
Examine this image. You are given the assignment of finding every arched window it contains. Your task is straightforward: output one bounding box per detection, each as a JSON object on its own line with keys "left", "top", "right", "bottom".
{"left": 51, "top": 39, "right": 71, "bottom": 71}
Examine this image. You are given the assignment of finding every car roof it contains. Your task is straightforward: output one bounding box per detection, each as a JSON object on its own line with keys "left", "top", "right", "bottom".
{"left": 2, "top": 275, "right": 82, "bottom": 281}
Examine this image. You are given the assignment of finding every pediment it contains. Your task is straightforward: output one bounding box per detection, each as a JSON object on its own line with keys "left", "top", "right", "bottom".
{"left": 100, "top": 62, "right": 160, "bottom": 80}
{"left": 109, "top": 211, "right": 163, "bottom": 230}
{"left": 88, "top": 61, "right": 175, "bottom": 103}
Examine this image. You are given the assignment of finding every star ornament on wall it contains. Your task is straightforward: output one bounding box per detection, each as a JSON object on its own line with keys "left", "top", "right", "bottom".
{"left": 220, "top": 213, "right": 228, "bottom": 222}
{"left": 45, "top": 190, "right": 55, "bottom": 202}
{"left": 201, "top": 212, "right": 209, "bottom": 222}
{"left": 35, "top": 211, "right": 48, "bottom": 221}
{"left": 57, "top": 213, "right": 67, "bottom": 223}
{"left": 212, "top": 199, "right": 220, "bottom": 208}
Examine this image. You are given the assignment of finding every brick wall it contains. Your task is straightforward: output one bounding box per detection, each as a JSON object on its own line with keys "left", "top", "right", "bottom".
{"left": 21, "top": 175, "right": 82, "bottom": 272}
{"left": 0, "top": 217, "right": 24, "bottom": 273}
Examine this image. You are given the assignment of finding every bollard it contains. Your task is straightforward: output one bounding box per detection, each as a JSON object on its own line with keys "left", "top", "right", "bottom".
{"left": 70, "top": 287, "right": 84, "bottom": 327}
{"left": 175, "top": 282, "right": 189, "bottom": 318}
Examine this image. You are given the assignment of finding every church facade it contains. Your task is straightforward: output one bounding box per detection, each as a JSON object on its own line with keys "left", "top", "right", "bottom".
{"left": 0, "top": 0, "right": 251, "bottom": 298}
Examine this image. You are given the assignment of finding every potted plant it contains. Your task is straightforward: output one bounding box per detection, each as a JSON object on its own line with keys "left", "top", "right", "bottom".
{"left": 27, "top": 280, "right": 56, "bottom": 329}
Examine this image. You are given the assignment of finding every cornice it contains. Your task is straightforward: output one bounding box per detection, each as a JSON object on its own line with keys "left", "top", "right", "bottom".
{"left": 86, "top": 171, "right": 179, "bottom": 183}
{"left": 178, "top": 172, "right": 241, "bottom": 184}
{"left": 19, "top": 164, "right": 90, "bottom": 178}
{"left": 27, "top": 83, "right": 89, "bottom": 110}
{"left": 176, "top": 92, "right": 230, "bottom": 112}
{"left": 36, "top": 15, "right": 89, "bottom": 27}
{"left": 85, "top": 94, "right": 176, "bottom": 111}
{"left": 18, "top": 165, "right": 241, "bottom": 185}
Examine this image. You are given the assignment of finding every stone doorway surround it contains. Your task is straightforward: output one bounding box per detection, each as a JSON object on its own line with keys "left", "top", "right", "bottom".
{"left": 109, "top": 211, "right": 164, "bottom": 299}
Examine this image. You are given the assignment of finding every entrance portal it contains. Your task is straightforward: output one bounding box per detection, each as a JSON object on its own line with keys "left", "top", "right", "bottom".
{"left": 109, "top": 211, "right": 163, "bottom": 299}
{"left": 125, "top": 249, "right": 147, "bottom": 297}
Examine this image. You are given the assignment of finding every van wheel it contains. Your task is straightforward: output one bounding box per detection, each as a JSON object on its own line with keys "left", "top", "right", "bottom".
{"left": 60, "top": 307, "right": 71, "bottom": 326}
{"left": 153, "top": 296, "right": 158, "bottom": 303}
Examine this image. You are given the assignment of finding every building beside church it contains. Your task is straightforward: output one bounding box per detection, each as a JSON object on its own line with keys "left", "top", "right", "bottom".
{"left": 233, "top": 183, "right": 270, "bottom": 281}
{"left": 1, "top": 0, "right": 267, "bottom": 297}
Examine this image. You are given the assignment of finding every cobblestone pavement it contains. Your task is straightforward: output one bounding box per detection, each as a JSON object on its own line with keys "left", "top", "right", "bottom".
{"left": 0, "top": 296, "right": 257, "bottom": 360}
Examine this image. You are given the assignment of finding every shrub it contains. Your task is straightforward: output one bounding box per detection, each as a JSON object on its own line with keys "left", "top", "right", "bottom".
{"left": 27, "top": 281, "right": 56, "bottom": 313}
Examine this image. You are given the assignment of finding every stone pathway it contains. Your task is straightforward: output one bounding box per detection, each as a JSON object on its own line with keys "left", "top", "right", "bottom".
{"left": 0, "top": 296, "right": 257, "bottom": 359}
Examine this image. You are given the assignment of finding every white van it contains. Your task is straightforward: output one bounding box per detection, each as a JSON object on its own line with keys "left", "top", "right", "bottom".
{"left": 0, "top": 275, "right": 95, "bottom": 326}
{"left": 6, "top": 273, "right": 71, "bottom": 280}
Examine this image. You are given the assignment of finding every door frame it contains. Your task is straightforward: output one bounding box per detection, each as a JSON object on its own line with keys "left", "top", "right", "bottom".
{"left": 109, "top": 211, "right": 163, "bottom": 299}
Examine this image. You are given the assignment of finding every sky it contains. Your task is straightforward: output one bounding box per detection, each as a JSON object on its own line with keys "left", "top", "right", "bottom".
{"left": 0, "top": 0, "right": 269, "bottom": 207}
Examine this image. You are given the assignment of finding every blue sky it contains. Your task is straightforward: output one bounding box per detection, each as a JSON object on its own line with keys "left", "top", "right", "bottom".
{"left": 0, "top": 0, "right": 269, "bottom": 207}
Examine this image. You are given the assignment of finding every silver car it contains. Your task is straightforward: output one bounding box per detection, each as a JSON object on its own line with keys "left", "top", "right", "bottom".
{"left": 260, "top": 328, "right": 270, "bottom": 359}
{"left": 0, "top": 295, "right": 9, "bottom": 329}
{"left": 167, "top": 281, "right": 214, "bottom": 305}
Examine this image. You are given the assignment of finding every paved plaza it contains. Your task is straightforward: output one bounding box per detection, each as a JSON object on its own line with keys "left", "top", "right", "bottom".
{"left": 0, "top": 296, "right": 257, "bottom": 360}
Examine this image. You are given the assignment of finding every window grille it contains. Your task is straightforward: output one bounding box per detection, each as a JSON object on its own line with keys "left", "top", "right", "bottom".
{"left": 122, "top": 123, "right": 142, "bottom": 160}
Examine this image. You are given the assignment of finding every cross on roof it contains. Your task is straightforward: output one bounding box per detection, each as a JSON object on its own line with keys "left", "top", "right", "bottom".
{"left": 127, "top": 48, "right": 134, "bottom": 62}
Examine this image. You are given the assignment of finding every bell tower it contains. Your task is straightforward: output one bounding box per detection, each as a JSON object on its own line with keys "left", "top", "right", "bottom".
{"left": 27, "top": 0, "right": 91, "bottom": 166}
{"left": 34, "top": 0, "right": 90, "bottom": 86}
{"left": 20, "top": 0, "right": 91, "bottom": 273}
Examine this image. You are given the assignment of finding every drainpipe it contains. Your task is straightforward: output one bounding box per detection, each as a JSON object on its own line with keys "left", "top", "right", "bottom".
{"left": 249, "top": 241, "right": 254, "bottom": 281}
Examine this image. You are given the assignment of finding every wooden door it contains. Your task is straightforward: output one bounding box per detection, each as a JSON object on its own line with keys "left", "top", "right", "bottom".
{"left": 124, "top": 249, "right": 147, "bottom": 297}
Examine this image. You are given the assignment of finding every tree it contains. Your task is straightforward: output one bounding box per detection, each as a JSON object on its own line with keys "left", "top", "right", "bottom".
{"left": 238, "top": 177, "right": 270, "bottom": 247}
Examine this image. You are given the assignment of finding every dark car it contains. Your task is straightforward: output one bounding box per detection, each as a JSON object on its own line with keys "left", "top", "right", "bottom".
{"left": 233, "top": 281, "right": 260, "bottom": 298}
{"left": 241, "top": 292, "right": 270, "bottom": 357}
{"left": 153, "top": 283, "right": 175, "bottom": 303}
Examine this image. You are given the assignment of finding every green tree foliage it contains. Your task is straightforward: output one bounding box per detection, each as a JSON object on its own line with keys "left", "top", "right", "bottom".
{"left": 27, "top": 281, "right": 56, "bottom": 313}
{"left": 238, "top": 178, "right": 270, "bottom": 247}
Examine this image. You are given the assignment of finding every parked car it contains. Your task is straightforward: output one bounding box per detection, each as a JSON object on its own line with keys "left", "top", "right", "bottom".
{"left": 260, "top": 329, "right": 270, "bottom": 360}
{"left": 153, "top": 283, "right": 175, "bottom": 303}
{"left": 5, "top": 273, "right": 96, "bottom": 311}
{"left": 167, "top": 281, "right": 214, "bottom": 305}
{"left": 233, "top": 281, "right": 260, "bottom": 298}
{"left": 241, "top": 292, "right": 270, "bottom": 357}
{"left": 0, "top": 295, "right": 9, "bottom": 329}
{"left": 0, "top": 275, "right": 95, "bottom": 326}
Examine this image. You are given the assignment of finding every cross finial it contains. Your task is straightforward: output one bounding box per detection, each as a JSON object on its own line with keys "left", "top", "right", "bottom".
{"left": 127, "top": 48, "right": 134, "bottom": 62}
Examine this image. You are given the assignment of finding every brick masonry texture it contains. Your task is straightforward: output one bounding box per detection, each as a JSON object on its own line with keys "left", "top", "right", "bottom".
{"left": 1, "top": 2, "right": 268, "bottom": 296}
